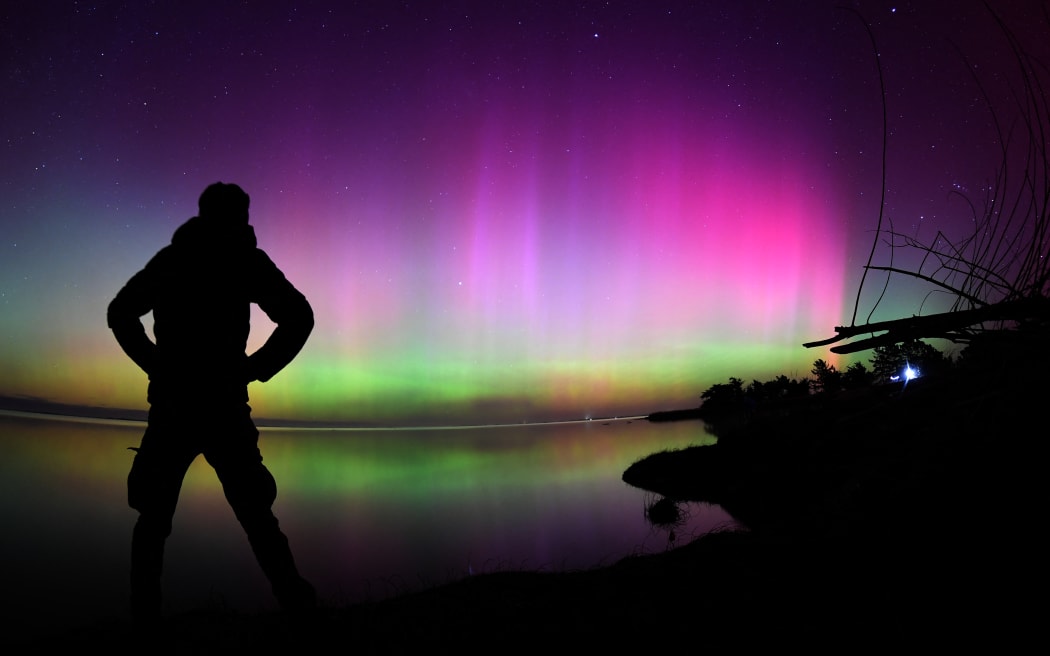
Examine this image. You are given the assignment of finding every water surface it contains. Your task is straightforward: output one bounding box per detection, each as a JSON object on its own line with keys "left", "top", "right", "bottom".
{"left": 0, "top": 413, "right": 732, "bottom": 631}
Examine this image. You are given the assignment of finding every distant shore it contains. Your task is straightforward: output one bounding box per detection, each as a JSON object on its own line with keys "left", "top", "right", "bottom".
{"left": 644, "top": 406, "right": 704, "bottom": 422}
{"left": 0, "top": 399, "right": 645, "bottom": 430}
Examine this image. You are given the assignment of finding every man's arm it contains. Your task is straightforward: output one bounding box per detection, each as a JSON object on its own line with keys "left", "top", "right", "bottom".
{"left": 107, "top": 265, "right": 159, "bottom": 375}
{"left": 246, "top": 250, "right": 314, "bottom": 383}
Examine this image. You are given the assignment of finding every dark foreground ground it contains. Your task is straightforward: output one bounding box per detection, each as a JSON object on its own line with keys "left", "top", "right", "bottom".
{"left": 36, "top": 353, "right": 1044, "bottom": 653}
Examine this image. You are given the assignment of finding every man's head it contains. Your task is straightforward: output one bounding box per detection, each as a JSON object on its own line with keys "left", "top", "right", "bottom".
{"left": 198, "top": 182, "right": 250, "bottom": 223}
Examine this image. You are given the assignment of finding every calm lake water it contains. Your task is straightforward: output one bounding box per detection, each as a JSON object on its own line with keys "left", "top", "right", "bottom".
{"left": 0, "top": 412, "right": 733, "bottom": 632}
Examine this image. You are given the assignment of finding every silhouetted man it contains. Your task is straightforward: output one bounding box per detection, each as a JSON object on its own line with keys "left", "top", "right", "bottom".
{"left": 108, "top": 182, "right": 315, "bottom": 624}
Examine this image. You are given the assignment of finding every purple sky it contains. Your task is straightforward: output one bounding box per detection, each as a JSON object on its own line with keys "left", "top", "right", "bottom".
{"left": 2, "top": 1, "right": 1045, "bottom": 425}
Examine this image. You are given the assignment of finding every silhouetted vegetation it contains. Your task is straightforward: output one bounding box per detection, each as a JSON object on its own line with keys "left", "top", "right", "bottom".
{"left": 869, "top": 339, "right": 950, "bottom": 381}
{"left": 650, "top": 338, "right": 951, "bottom": 426}
{"left": 841, "top": 361, "right": 872, "bottom": 389}
{"left": 809, "top": 359, "right": 841, "bottom": 394}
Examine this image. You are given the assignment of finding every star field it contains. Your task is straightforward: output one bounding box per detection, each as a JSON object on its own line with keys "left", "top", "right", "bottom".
{"left": 1, "top": 1, "right": 1045, "bottom": 424}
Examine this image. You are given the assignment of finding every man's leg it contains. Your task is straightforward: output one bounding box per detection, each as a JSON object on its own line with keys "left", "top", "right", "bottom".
{"left": 205, "top": 411, "right": 315, "bottom": 612}
{"left": 127, "top": 421, "right": 197, "bottom": 625}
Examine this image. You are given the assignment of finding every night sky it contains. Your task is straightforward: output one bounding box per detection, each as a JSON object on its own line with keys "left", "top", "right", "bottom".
{"left": 2, "top": 1, "right": 1045, "bottom": 425}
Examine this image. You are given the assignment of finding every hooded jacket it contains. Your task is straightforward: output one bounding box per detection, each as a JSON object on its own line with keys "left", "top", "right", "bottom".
{"left": 107, "top": 215, "right": 313, "bottom": 406}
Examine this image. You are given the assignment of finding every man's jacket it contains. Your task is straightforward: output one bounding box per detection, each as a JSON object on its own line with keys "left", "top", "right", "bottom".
{"left": 108, "top": 215, "right": 313, "bottom": 405}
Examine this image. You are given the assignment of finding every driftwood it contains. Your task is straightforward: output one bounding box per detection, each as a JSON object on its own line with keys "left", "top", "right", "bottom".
{"left": 808, "top": 6, "right": 1049, "bottom": 356}
{"left": 803, "top": 298, "right": 1050, "bottom": 354}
